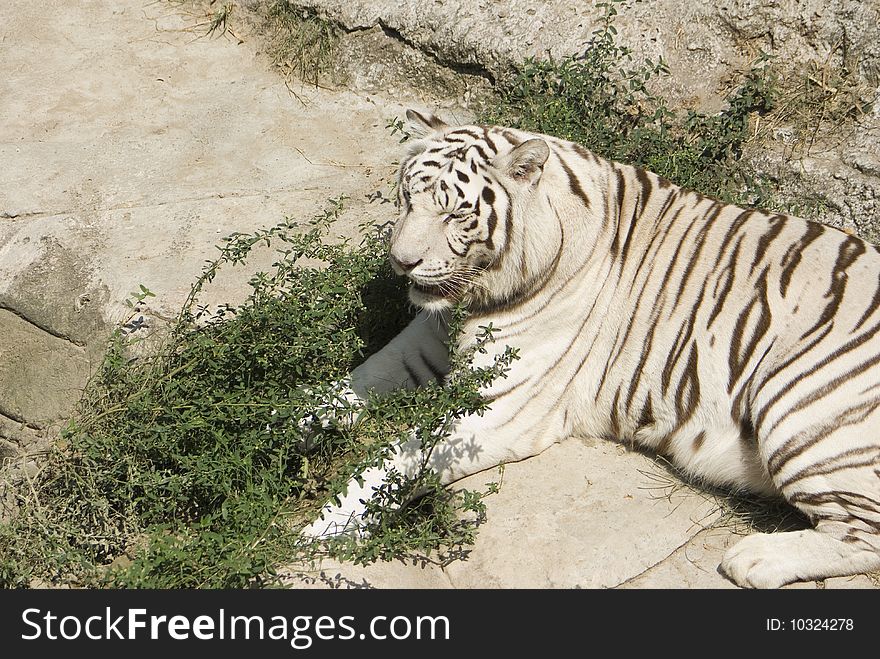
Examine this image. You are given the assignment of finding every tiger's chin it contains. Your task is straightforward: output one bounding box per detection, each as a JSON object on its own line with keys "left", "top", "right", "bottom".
{"left": 407, "top": 281, "right": 458, "bottom": 312}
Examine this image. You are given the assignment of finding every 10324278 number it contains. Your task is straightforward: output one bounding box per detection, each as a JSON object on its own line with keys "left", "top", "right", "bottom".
{"left": 766, "top": 618, "right": 854, "bottom": 631}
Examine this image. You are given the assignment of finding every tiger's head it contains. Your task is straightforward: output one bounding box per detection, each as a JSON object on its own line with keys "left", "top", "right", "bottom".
{"left": 389, "top": 109, "right": 551, "bottom": 312}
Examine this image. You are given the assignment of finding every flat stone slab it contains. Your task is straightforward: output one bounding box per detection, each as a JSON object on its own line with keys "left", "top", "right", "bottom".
{"left": 0, "top": 309, "right": 90, "bottom": 426}
{"left": 282, "top": 438, "right": 880, "bottom": 589}
{"left": 443, "top": 438, "right": 722, "bottom": 588}
{"left": 282, "top": 439, "right": 732, "bottom": 588}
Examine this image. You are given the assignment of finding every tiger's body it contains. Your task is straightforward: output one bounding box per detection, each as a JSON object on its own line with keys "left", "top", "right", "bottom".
{"left": 301, "top": 109, "right": 880, "bottom": 588}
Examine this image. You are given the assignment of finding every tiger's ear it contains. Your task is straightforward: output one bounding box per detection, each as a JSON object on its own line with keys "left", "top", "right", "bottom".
{"left": 494, "top": 138, "right": 550, "bottom": 184}
{"left": 405, "top": 109, "right": 448, "bottom": 137}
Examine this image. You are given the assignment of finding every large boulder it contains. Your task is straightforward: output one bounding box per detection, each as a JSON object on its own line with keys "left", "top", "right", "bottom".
{"left": 264, "top": 0, "right": 880, "bottom": 236}
{"left": 263, "top": 1, "right": 879, "bottom": 103}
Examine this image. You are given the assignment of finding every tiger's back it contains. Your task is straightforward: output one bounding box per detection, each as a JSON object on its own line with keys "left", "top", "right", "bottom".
{"left": 454, "top": 130, "right": 880, "bottom": 500}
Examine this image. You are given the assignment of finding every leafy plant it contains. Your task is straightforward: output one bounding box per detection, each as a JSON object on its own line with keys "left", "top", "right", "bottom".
{"left": 0, "top": 199, "right": 503, "bottom": 588}
{"left": 482, "top": 0, "right": 777, "bottom": 207}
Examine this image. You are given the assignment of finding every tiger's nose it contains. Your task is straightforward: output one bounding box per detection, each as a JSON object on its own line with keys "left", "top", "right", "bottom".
{"left": 390, "top": 254, "right": 423, "bottom": 273}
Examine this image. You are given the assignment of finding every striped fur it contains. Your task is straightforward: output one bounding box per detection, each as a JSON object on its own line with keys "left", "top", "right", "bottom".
{"left": 301, "top": 109, "right": 880, "bottom": 588}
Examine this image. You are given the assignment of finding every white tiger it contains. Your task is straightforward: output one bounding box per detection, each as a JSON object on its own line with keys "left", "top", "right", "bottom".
{"left": 300, "top": 109, "right": 880, "bottom": 589}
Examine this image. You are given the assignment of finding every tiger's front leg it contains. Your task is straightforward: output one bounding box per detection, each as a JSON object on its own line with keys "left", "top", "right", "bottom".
{"left": 349, "top": 310, "right": 450, "bottom": 398}
{"left": 296, "top": 310, "right": 449, "bottom": 436}
{"left": 299, "top": 310, "right": 451, "bottom": 537}
{"left": 300, "top": 404, "right": 559, "bottom": 539}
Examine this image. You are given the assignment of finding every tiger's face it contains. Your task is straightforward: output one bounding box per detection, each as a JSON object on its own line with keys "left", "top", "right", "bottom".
{"left": 389, "top": 110, "right": 549, "bottom": 312}
{"left": 390, "top": 144, "right": 503, "bottom": 311}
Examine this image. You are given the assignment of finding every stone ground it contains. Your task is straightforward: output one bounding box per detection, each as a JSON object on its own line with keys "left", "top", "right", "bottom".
{"left": 1, "top": 0, "right": 877, "bottom": 589}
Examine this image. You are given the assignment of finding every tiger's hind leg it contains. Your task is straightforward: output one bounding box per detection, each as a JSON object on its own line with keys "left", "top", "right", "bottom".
{"left": 720, "top": 418, "right": 880, "bottom": 588}
{"left": 720, "top": 522, "right": 880, "bottom": 588}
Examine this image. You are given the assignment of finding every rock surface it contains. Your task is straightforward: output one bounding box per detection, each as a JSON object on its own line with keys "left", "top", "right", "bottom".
{"left": 284, "top": 439, "right": 877, "bottom": 589}
{"left": 268, "top": 1, "right": 880, "bottom": 104}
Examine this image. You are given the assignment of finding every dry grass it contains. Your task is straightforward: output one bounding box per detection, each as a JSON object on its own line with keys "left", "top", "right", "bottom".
{"left": 638, "top": 455, "right": 809, "bottom": 537}
{"left": 749, "top": 45, "right": 876, "bottom": 158}
{"left": 260, "top": 1, "right": 340, "bottom": 89}
{"left": 159, "top": 0, "right": 245, "bottom": 43}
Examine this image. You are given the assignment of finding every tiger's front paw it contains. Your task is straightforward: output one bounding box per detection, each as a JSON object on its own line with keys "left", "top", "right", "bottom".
{"left": 300, "top": 508, "right": 368, "bottom": 541}
{"left": 264, "top": 380, "right": 365, "bottom": 451}
{"left": 300, "top": 492, "right": 371, "bottom": 540}
{"left": 300, "top": 468, "right": 388, "bottom": 542}
{"left": 297, "top": 379, "right": 365, "bottom": 437}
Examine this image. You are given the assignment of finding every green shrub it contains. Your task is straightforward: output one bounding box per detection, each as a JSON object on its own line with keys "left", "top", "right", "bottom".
{"left": 482, "top": 0, "right": 776, "bottom": 206}
{"left": 0, "top": 200, "right": 505, "bottom": 588}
